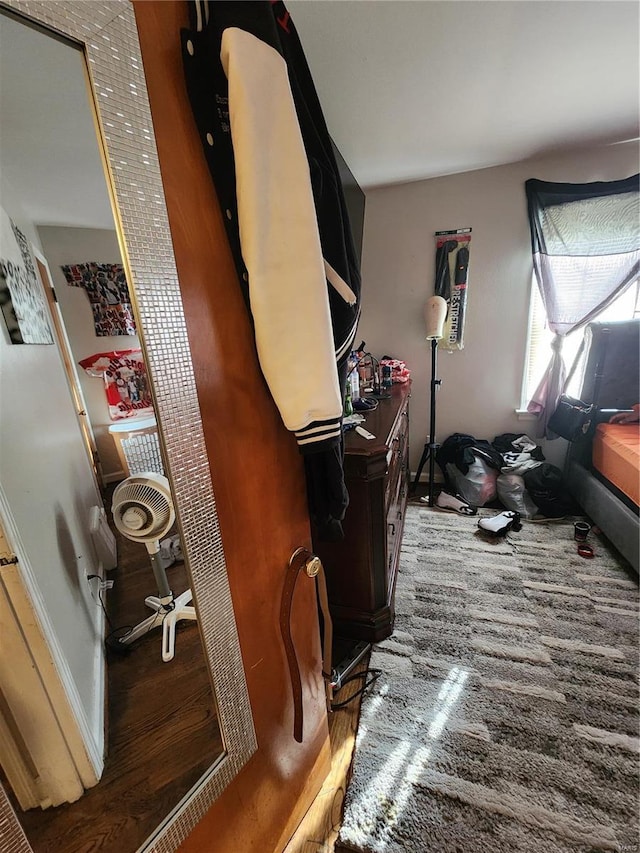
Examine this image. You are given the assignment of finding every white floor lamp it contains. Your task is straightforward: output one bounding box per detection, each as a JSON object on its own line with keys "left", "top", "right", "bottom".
{"left": 412, "top": 295, "right": 448, "bottom": 506}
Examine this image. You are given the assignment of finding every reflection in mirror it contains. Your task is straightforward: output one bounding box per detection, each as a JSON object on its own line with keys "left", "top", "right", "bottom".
{"left": 0, "top": 10, "right": 223, "bottom": 852}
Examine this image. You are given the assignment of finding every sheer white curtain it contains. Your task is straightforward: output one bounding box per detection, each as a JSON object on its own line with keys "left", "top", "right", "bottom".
{"left": 525, "top": 174, "right": 640, "bottom": 437}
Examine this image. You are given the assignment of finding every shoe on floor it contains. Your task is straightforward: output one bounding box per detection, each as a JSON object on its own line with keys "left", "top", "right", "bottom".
{"left": 428, "top": 491, "right": 477, "bottom": 516}
{"left": 478, "top": 510, "right": 522, "bottom": 536}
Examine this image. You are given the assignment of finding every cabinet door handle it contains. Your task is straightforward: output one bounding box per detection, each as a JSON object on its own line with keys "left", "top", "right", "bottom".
{"left": 389, "top": 522, "right": 396, "bottom": 535}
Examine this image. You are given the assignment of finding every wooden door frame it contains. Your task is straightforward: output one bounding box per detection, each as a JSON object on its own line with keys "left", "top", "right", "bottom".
{"left": 0, "top": 503, "right": 102, "bottom": 811}
{"left": 32, "top": 247, "right": 104, "bottom": 491}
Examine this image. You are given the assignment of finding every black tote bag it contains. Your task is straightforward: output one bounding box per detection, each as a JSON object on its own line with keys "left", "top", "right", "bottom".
{"left": 547, "top": 394, "right": 594, "bottom": 441}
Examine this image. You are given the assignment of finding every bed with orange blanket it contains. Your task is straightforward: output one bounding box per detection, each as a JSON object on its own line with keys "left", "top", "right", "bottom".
{"left": 565, "top": 320, "right": 639, "bottom": 574}
{"left": 592, "top": 424, "right": 640, "bottom": 508}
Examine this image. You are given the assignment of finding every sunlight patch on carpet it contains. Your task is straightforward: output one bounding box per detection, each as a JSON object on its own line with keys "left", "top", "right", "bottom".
{"left": 339, "top": 507, "right": 639, "bottom": 853}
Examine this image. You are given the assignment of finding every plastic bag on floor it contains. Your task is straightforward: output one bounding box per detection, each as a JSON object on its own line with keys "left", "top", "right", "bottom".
{"left": 445, "top": 457, "right": 498, "bottom": 507}
{"left": 497, "top": 473, "right": 538, "bottom": 519}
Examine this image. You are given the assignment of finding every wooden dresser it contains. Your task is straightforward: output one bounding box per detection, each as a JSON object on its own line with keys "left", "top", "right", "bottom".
{"left": 314, "top": 382, "right": 411, "bottom": 642}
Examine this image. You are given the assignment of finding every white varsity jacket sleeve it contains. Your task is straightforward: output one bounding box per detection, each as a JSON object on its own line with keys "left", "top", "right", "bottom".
{"left": 220, "top": 26, "right": 343, "bottom": 448}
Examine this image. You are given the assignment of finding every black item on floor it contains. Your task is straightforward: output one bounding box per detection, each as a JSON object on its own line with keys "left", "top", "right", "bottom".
{"left": 330, "top": 636, "right": 379, "bottom": 711}
{"left": 331, "top": 637, "right": 371, "bottom": 690}
{"left": 523, "top": 463, "right": 577, "bottom": 517}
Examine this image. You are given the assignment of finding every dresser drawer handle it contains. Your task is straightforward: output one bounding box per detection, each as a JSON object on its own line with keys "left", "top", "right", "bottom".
{"left": 388, "top": 522, "right": 396, "bottom": 535}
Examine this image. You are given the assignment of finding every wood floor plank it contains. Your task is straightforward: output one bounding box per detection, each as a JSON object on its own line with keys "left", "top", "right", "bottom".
{"left": 284, "top": 656, "right": 370, "bottom": 853}
{"left": 10, "top": 493, "right": 222, "bottom": 853}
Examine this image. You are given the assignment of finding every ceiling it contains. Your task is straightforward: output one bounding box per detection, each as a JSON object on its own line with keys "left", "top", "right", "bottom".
{"left": 0, "top": 12, "right": 115, "bottom": 230}
{"left": 1, "top": 3, "right": 637, "bottom": 231}
{"left": 288, "top": 0, "right": 640, "bottom": 188}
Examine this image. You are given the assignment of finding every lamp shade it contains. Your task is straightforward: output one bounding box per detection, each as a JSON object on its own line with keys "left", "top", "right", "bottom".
{"left": 424, "top": 295, "right": 448, "bottom": 340}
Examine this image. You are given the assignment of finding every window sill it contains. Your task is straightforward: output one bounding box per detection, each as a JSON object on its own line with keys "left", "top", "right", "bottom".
{"left": 515, "top": 409, "right": 539, "bottom": 421}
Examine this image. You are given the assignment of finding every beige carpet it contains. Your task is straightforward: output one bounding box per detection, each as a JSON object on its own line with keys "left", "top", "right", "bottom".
{"left": 338, "top": 506, "right": 639, "bottom": 853}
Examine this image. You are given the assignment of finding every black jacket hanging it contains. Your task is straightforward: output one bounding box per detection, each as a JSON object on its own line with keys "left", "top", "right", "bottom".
{"left": 181, "top": 0, "right": 361, "bottom": 539}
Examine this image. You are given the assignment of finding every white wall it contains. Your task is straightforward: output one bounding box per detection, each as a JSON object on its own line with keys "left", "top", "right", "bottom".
{"left": 38, "top": 226, "right": 141, "bottom": 480}
{"left": 0, "top": 186, "right": 105, "bottom": 763}
{"left": 358, "top": 140, "right": 639, "bottom": 476}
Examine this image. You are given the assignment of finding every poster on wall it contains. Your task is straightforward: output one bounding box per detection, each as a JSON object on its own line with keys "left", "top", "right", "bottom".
{"left": 79, "top": 349, "right": 154, "bottom": 420}
{"left": 0, "top": 205, "right": 54, "bottom": 344}
{"left": 61, "top": 261, "right": 136, "bottom": 337}
{"left": 433, "top": 228, "right": 472, "bottom": 351}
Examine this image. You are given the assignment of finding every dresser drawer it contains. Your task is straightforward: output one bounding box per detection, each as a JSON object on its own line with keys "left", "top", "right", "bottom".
{"left": 314, "top": 383, "right": 411, "bottom": 642}
{"left": 386, "top": 446, "right": 408, "bottom": 589}
{"left": 386, "top": 406, "right": 409, "bottom": 511}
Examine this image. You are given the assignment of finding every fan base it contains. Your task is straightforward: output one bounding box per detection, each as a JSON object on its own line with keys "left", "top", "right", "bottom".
{"left": 118, "top": 588, "right": 197, "bottom": 661}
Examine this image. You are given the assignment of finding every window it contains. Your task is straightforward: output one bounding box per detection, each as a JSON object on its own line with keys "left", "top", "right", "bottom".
{"left": 522, "top": 175, "right": 639, "bottom": 432}
{"left": 521, "top": 278, "right": 640, "bottom": 409}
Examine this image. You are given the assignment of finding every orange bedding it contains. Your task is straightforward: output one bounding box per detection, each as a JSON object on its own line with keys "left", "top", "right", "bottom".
{"left": 593, "top": 423, "right": 640, "bottom": 506}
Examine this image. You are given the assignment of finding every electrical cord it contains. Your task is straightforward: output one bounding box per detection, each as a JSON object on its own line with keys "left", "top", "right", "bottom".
{"left": 87, "top": 574, "right": 114, "bottom": 630}
{"left": 331, "top": 668, "right": 381, "bottom": 710}
{"left": 353, "top": 396, "right": 378, "bottom": 412}
{"left": 87, "top": 573, "right": 132, "bottom": 651}
{"left": 98, "top": 587, "right": 114, "bottom": 631}
{"left": 105, "top": 625, "right": 135, "bottom": 652}
{"left": 87, "top": 572, "right": 163, "bottom": 653}
{"left": 106, "top": 605, "right": 176, "bottom": 653}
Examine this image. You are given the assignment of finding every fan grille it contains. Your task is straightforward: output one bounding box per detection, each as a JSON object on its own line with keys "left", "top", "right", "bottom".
{"left": 112, "top": 474, "right": 174, "bottom": 542}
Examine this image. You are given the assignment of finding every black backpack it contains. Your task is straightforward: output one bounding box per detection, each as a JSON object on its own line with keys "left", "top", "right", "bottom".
{"left": 523, "top": 464, "right": 577, "bottom": 518}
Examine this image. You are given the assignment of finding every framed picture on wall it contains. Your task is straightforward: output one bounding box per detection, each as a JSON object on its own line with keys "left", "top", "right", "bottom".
{"left": 0, "top": 204, "right": 54, "bottom": 344}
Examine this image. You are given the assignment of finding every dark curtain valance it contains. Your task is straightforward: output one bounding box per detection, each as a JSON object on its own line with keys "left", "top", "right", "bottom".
{"left": 526, "top": 173, "right": 639, "bottom": 214}
{"left": 526, "top": 174, "right": 640, "bottom": 261}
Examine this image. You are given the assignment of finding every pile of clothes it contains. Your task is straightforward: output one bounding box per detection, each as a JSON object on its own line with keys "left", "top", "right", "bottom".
{"left": 436, "top": 432, "right": 576, "bottom": 518}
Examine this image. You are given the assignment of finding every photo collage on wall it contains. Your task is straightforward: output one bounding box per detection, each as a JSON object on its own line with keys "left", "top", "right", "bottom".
{"left": 61, "top": 261, "right": 137, "bottom": 337}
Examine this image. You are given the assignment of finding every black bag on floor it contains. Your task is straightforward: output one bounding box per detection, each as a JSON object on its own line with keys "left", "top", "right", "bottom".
{"left": 523, "top": 464, "right": 577, "bottom": 518}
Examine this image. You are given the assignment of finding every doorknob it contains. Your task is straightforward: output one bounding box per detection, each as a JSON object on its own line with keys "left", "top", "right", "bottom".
{"left": 289, "top": 546, "right": 323, "bottom": 577}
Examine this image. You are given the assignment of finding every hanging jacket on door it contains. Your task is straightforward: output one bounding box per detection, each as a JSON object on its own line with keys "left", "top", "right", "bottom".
{"left": 181, "top": 0, "right": 361, "bottom": 539}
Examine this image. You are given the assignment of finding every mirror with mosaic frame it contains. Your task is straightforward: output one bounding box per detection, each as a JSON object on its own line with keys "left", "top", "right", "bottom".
{"left": 0, "top": 3, "right": 256, "bottom": 852}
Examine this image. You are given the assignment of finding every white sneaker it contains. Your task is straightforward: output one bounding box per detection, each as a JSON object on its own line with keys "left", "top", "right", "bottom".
{"left": 478, "top": 511, "right": 522, "bottom": 536}
{"left": 427, "top": 491, "right": 477, "bottom": 516}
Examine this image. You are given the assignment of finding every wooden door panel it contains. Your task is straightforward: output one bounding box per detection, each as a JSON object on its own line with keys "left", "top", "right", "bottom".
{"left": 132, "top": 4, "right": 330, "bottom": 851}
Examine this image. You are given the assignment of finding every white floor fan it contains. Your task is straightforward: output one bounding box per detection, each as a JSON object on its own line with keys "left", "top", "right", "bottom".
{"left": 111, "top": 472, "right": 196, "bottom": 662}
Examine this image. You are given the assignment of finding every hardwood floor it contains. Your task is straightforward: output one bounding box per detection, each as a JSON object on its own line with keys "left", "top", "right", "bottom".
{"left": 10, "top": 494, "right": 222, "bottom": 853}
{"left": 284, "top": 655, "right": 370, "bottom": 853}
